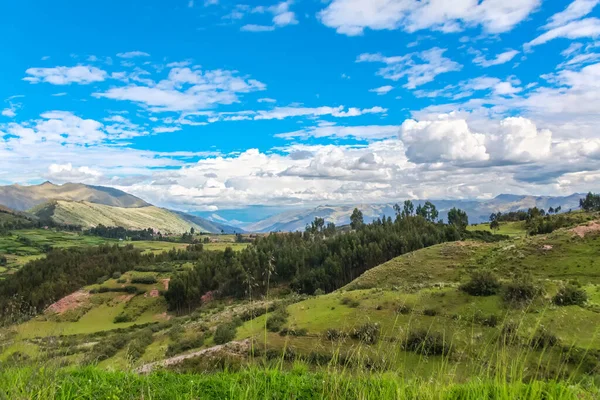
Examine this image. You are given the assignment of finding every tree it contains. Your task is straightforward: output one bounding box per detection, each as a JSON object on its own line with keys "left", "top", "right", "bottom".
{"left": 350, "top": 208, "right": 364, "bottom": 230}
{"left": 403, "top": 200, "right": 414, "bottom": 218}
{"left": 548, "top": 207, "right": 555, "bottom": 214}
{"left": 555, "top": 206, "right": 562, "bottom": 213}
{"left": 447, "top": 208, "right": 469, "bottom": 230}
{"left": 420, "top": 201, "right": 438, "bottom": 223}
{"left": 393, "top": 203, "right": 401, "bottom": 217}
{"left": 190, "top": 227, "right": 195, "bottom": 235}
{"left": 490, "top": 220, "right": 500, "bottom": 231}
{"left": 580, "top": 192, "right": 600, "bottom": 212}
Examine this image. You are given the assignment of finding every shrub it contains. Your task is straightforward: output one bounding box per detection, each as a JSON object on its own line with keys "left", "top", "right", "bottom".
{"left": 266, "top": 309, "right": 289, "bottom": 332}
{"left": 503, "top": 279, "right": 539, "bottom": 306}
{"left": 325, "top": 329, "right": 346, "bottom": 341}
{"left": 313, "top": 288, "right": 325, "bottom": 296}
{"left": 113, "top": 313, "right": 133, "bottom": 323}
{"left": 0, "top": 255, "right": 7, "bottom": 266}
{"left": 279, "top": 327, "right": 308, "bottom": 337}
{"left": 130, "top": 276, "right": 158, "bottom": 285}
{"left": 116, "top": 278, "right": 127, "bottom": 284}
{"left": 553, "top": 285, "right": 587, "bottom": 306}
{"left": 350, "top": 322, "right": 380, "bottom": 345}
{"left": 166, "top": 334, "right": 205, "bottom": 357}
{"left": 96, "top": 275, "right": 109, "bottom": 285}
{"left": 405, "top": 330, "right": 450, "bottom": 356}
{"left": 396, "top": 304, "right": 413, "bottom": 315}
{"left": 423, "top": 308, "right": 438, "bottom": 317}
{"left": 169, "top": 323, "right": 184, "bottom": 341}
{"left": 127, "top": 329, "right": 153, "bottom": 360}
{"left": 112, "top": 271, "right": 122, "bottom": 279}
{"left": 460, "top": 271, "right": 501, "bottom": 296}
{"left": 474, "top": 313, "right": 499, "bottom": 328}
{"left": 214, "top": 322, "right": 237, "bottom": 345}
{"left": 530, "top": 328, "right": 559, "bottom": 349}
{"left": 340, "top": 297, "right": 360, "bottom": 308}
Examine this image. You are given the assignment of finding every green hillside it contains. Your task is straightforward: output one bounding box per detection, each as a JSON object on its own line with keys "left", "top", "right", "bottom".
{"left": 31, "top": 200, "right": 205, "bottom": 234}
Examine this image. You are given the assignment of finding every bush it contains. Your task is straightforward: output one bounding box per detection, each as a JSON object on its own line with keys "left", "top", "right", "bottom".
{"left": 279, "top": 327, "right": 308, "bottom": 337}
{"left": 113, "top": 313, "right": 133, "bottom": 323}
{"left": 350, "top": 322, "right": 380, "bottom": 345}
{"left": 169, "top": 323, "right": 184, "bottom": 341}
{"left": 396, "top": 304, "right": 413, "bottom": 315}
{"left": 130, "top": 276, "right": 158, "bottom": 285}
{"left": 325, "top": 329, "right": 345, "bottom": 341}
{"left": 553, "top": 285, "right": 587, "bottom": 306}
{"left": 96, "top": 275, "right": 109, "bottom": 285}
{"left": 313, "top": 288, "right": 325, "bottom": 296}
{"left": 112, "top": 271, "right": 122, "bottom": 279}
{"left": 166, "top": 334, "right": 205, "bottom": 357}
{"left": 266, "top": 309, "right": 289, "bottom": 332}
{"left": 460, "top": 271, "right": 501, "bottom": 296}
{"left": 405, "top": 330, "right": 450, "bottom": 356}
{"left": 503, "top": 279, "right": 539, "bottom": 306}
{"left": 530, "top": 328, "right": 559, "bottom": 349}
{"left": 474, "top": 313, "right": 499, "bottom": 328}
{"left": 214, "top": 322, "right": 237, "bottom": 345}
{"left": 0, "top": 255, "right": 7, "bottom": 266}
{"left": 423, "top": 308, "right": 438, "bottom": 317}
{"left": 340, "top": 297, "right": 360, "bottom": 308}
{"left": 127, "top": 329, "right": 153, "bottom": 360}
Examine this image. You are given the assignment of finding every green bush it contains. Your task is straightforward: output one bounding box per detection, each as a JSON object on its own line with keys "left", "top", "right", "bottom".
{"left": 423, "top": 308, "right": 438, "bottom": 317}
{"left": 166, "top": 334, "right": 205, "bottom": 357}
{"left": 396, "top": 304, "right": 413, "bottom": 314}
{"left": 530, "top": 328, "right": 559, "bottom": 349}
{"left": 350, "top": 322, "right": 380, "bottom": 345}
{"left": 169, "top": 323, "right": 184, "bottom": 341}
{"left": 127, "top": 329, "right": 153, "bottom": 360}
{"left": 340, "top": 297, "right": 360, "bottom": 308}
{"left": 0, "top": 255, "right": 7, "bottom": 266}
{"left": 112, "top": 271, "right": 122, "bottom": 279}
{"left": 325, "top": 329, "right": 345, "bottom": 341}
{"left": 131, "top": 276, "right": 158, "bottom": 285}
{"left": 214, "top": 323, "right": 237, "bottom": 345}
{"left": 553, "top": 285, "right": 587, "bottom": 306}
{"left": 405, "top": 330, "right": 450, "bottom": 356}
{"left": 313, "top": 288, "right": 325, "bottom": 296}
{"left": 266, "top": 309, "right": 289, "bottom": 332}
{"left": 460, "top": 271, "right": 501, "bottom": 296}
{"left": 503, "top": 279, "right": 539, "bottom": 305}
{"left": 113, "top": 313, "right": 133, "bottom": 323}
{"left": 279, "top": 327, "right": 308, "bottom": 337}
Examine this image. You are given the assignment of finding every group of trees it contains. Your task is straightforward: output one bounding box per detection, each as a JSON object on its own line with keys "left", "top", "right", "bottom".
{"left": 580, "top": 192, "right": 600, "bottom": 212}
{"left": 165, "top": 204, "right": 474, "bottom": 313}
{"left": 85, "top": 225, "right": 156, "bottom": 241}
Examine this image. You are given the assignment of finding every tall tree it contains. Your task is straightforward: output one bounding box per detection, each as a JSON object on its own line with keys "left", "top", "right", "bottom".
{"left": 350, "top": 208, "right": 364, "bottom": 230}
{"left": 447, "top": 208, "right": 469, "bottom": 230}
{"left": 403, "top": 200, "right": 414, "bottom": 218}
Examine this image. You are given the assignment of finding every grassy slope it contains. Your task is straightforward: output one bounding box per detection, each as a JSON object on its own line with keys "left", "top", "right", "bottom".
{"left": 37, "top": 200, "right": 202, "bottom": 234}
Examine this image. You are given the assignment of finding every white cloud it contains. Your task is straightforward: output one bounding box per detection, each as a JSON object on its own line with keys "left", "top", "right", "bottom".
{"left": 94, "top": 66, "right": 266, "bottom": 112}
{"left": 369, "top": 85, "right": 394, "bottom": 95}
{"left": 241, "top": 24, "right": 276, "bottom": 32}
{"left": 487, "top": 117, "right": 552, "bottom": 162}
{"left": 1, "top": 108, "right": 16, "bottom": 118}
{"left": 401, "top": 117, "right": 489, "bottom": 163}
{"left": 526, "top": 18, "right": 600, "bottom": 49}
{"left": 357, "top": 48, "right": 461, "bottom": 89}
{"left": 240, "top": 1, "right": 298, "bottom": 32}
{"left": 116, "top": 51, "right": 151, "bottom": 58}
{"left": 257, "top": 97, "right": 277, "bottom": 103}
{"left": 318, "top": 0, "right": 540, "bottom": 36}
{"left": 473, "top": 49, "right": 519, "bottom": 67}
{"left": 544, "top": 0, "right": 599, "bottom": 29}
{"left": 24, "top": 66, "right": 107, "bottom": 85}
{"left": 276, "top": 124, "right": 399, "bottom": 140}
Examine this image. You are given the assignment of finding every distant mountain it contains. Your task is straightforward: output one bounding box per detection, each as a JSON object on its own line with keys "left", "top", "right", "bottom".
{"left": 244, "top": 194, "right": 585, "bottom": 233}
{"left": 0, "top": 182, "right": 241, "bottom": 234}
{"left": 0, "top": 182, "right": 149, "bottom": 211}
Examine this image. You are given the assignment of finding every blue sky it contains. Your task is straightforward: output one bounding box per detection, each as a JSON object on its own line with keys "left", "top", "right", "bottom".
{"left": 1, "top": 0, "right": 600, "bottom": 212}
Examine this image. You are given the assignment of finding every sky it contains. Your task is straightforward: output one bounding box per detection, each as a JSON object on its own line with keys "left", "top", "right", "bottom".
{"left": 1, "top": 0, "right": 600, "bottom": 212}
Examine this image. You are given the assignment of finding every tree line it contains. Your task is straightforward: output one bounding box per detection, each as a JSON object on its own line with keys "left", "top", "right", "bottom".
{"left": 165, "top": 203, "right": 496, "bottom": 313}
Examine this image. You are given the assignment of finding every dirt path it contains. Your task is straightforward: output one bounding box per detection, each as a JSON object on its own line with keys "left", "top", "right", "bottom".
{"left": 135, "top": 339, "right": 250, "bottom": 374}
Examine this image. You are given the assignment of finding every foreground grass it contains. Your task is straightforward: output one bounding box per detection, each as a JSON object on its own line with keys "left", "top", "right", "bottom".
{"left": 1, "top": 366, "right": 597, "bottom": 400}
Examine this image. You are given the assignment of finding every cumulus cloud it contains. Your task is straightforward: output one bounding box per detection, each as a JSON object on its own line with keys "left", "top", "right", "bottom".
{"left": 241, "top": 1, "right": 298, "bottom": 32}
{"left": 318, "top": 0, "right": 541, "bottom": 36}
{"left": 357, "top": 47, "right": 462, "bottom": 89}
{"left": 24, "top": 66, "right": 107, "bottom": 85}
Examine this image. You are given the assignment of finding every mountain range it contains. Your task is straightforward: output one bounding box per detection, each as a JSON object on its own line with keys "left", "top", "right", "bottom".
{"left": 205, "top": 193, "right": 585, "bottom": 233}
{"left": 0, "top": 182, "right": 586, "bottom": 234}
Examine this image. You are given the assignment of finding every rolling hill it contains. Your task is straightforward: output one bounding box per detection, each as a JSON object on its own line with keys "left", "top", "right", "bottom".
{"left": 0, "top": 182, "right": 241, "bottom": 234}
{"left": 30, "top": 200, "right": 240, "bottom": 234}
{"left": 243, "top": 193, "right": 584, "bottom": 232}
{"left": 0, "top": 182, "right": 149, "bottom": 210}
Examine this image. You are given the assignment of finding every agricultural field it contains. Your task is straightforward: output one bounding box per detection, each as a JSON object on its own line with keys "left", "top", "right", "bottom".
{"left": 0, "top": 229, "right": 249, "bottom": 278}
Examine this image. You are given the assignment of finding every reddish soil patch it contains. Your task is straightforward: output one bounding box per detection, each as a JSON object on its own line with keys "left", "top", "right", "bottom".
{"left": 116, "top": 294, "right": 135, "bottom": 303}
{"left": 154, "top": 312, "right": 171, "bottom": 321}
{"left": 571, "top": 221, "right": 600, "bottom": 238}
{"left": 161, "top": 278, "right": 170, "bottom": 290}
{"left": 147, "top": 289, "right": 160, "bottom": 298}
{"left": 46, "top": 290, "right": 89, "bottom": 314}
